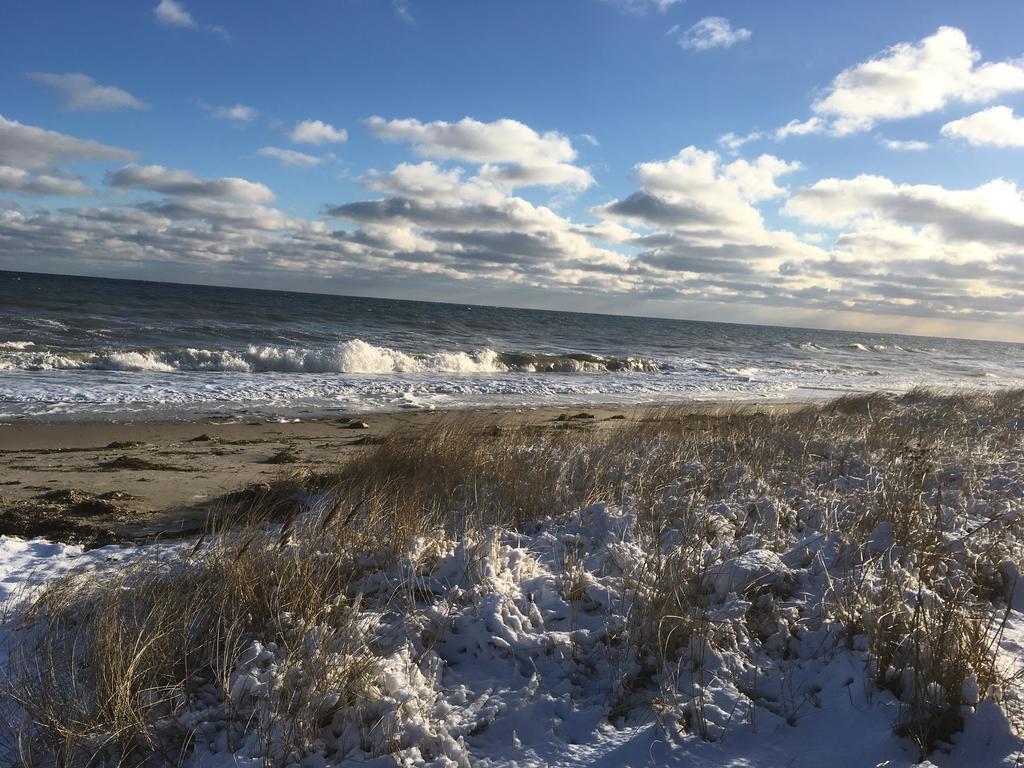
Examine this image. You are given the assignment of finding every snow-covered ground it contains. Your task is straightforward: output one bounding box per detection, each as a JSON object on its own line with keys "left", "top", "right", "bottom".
{"left": 1, "top": 504, "right": 1020, "bottom": 767}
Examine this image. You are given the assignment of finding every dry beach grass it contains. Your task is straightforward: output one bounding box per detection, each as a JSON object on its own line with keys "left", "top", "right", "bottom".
{"left": 2, "top": 389, "right": 1024, "bottom": 766}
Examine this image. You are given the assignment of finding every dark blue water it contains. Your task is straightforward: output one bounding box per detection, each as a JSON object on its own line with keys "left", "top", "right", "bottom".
{"left": 1, "top": 270, "right": 1022, "bottom": 420}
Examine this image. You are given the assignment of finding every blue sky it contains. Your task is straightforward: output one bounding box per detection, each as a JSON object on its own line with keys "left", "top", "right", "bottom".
{"left": 3, "top": 1, "right": 1024, "bottom": 340}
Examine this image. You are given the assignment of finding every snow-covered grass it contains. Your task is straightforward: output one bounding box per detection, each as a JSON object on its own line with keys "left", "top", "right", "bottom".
{"left": 2, "top": 388, "right": 1024, "bottom": 767}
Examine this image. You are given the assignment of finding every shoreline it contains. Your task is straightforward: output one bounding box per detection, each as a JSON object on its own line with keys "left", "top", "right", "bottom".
{"left": 0, "top": 386, "right": 841, "bottom": 426}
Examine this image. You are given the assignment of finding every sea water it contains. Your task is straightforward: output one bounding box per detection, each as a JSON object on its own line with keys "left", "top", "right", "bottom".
{"left": 1, "top": 270, "right": 1022, "bottom": 421}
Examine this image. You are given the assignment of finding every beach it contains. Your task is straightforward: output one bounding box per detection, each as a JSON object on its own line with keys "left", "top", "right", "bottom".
{"left": 1, "top": 402, "right": 818, "bottom": 545}
{"left": 0, "top": 405, "right": 641, "bottom": 543}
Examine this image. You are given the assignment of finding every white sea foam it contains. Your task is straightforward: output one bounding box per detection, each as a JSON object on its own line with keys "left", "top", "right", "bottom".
{"left": 0, "top": 364, "right": 795, "bottom": 421}
{"left": 0, "top": 339, "right": 661, "bottom": 375}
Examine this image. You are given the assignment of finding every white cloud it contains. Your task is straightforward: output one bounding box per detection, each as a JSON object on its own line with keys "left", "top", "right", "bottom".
{"left": 595, "top": 146, "right": 815, "bottom": 283}
{"left": 811, "top": 27, "right": 1024, "bottom": 134}
{"left": 108, "top": 164, "right": 275, "bottom": 204}
{"left": 154, "top": 0, "right": 229, "bottom": 38}
{"left": 209, "top": 104, "right": 257, "bottom": 122}
{"left": 724, "top": 155, "right": 802, "bottom": 201}
{"left": 0, "top": 114, "right": 135, "bottom": 171}
{"left": 290, "top": 120, "right": 349, "bottom": 145}
{"left": 774, "top": 173, "right": 1024, "bottom": 322}
{"left": 26, "top": 72, "right": 146, "bottom": 111}
{"left": 783, "top": 174, "right": 1024, "bottom": 248}
{"left": 258, "top": 147, "right": 322, "bottom": 167}
{"left": 671, "top": 17, "right": 751, "bottom": 52}
{"left": 141, "top": 197, "right": 302, "bottom": 231}
{"left": 366, "top": 116, "right": 594, "bottom": 189}
{"left": 364, "top": 162, "right": 506, "bottom": 206}
{"left": 478, "top": 162, "right": 594, "bottom": 191}
{"left": 154, "top": 0, "right": 194, "bottom": 27}
{"left": 720, "top": 118, "right": 826, "bottom": 152}
{"left": 368, "top": 116, "right": 575, "bottom": 166}
{"left": 0, "top": 166, "right": 92, "bottom": 197}
{"left": 392, "top": 0, "right": 414, "bottom": 24}
{"left": 774, "top": 117, "right": 825, "bottom": 140}
{"left": 717, "top": 131, "right": 761, "bottom": 153}
{"left": 880, "top": 137, "right": 930, "bottom": 151}
{"left": 608, "top": 0, "right": 684, "bottom": 14}
{"left": 942, "top": 105, "right": 1024, "bottom": 147}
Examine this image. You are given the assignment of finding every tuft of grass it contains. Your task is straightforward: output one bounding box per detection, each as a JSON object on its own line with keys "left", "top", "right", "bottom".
{"left": 4, "top": 516, "right": 382, "bottom": 768}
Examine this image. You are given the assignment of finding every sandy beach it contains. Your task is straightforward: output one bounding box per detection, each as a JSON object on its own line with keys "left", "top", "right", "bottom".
{"left": 0, "top": 404, "right": 691, "bottom": 544}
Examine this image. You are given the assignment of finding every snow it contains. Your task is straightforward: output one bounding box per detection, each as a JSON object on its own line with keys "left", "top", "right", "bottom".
{"left": 1, "top": 500, "right": 1021, "bottom": 767}
{"left": 0, "top": 535, "right": 85, "bottom": 605}
{"left": 708, "top": 549, "right": 795, "bottom": 601}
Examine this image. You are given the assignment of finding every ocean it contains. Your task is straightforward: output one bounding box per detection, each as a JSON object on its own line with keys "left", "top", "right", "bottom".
{"left": 1, "top": 270, "right": 1022, "bottom": 421}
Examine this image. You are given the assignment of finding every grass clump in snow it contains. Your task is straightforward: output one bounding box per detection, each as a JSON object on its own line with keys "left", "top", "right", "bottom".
{"left": 3, "top": 521, "right": 382, "bottom": 767}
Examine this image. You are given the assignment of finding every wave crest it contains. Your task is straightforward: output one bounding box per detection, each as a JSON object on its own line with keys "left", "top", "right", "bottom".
{"left": 0, "top": 339, "right": 664, "bottom": 375}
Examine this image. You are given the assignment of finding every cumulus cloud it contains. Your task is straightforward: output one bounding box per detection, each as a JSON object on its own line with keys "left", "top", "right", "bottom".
{"left": 0, "top": 114, "right": 135, "bottom": 171}
{"left": 599, "top": 147, "right": 800, "bottom": 229}
{"left": 608, "top": 0, "right": 683, "bottom": 13}
{"left": 773, "top": 173, "right": 1024, "bottom": 320}
{"left": 208, "top": 103, "right": 258, "bottom": 122}
{"left": 107, "top": 164, "right": 275, "bottom": 204}
{"left": 368, "top": 116, "right": 575, "bottom": 166}
{"left": 367, "top": 116, "right": 594, "bottom": 190}
{"left": 478, "top": 162, "right": 593, "bottom": 190}
{"left": 881, "top": 138, "right": 930, "bottom": 151}
{"left": 784, "top": 174, "right": 1024, "bottom": 247}
{"left": 322, "top": 130, "right": 624, "bottom": 288}
{"left": 290, "top": 120, "right": 348, "bottom": 145}
{"left": 154, "top": 0, "right": 195, "bottom": 27}
{"left": 154, "top": 0, "right": 229, "bottom": 39}
{"left": 811, "top": 26, "right": 1024, "bottom": 135}
{"left": 670, "top": 17, "right": 752, "bottom": 51}
{"left": 718, "top": 118, "right": 825, "bottom": 152}
{"left": 141, "top": 197, "right": 303, "bottom": 231}
{"left": 774, "top": 117, "right": 825, "bottom": 140}
{"left": 942, "top": 105, "right": 1024, "bottom": 147}
{"left": 363, "top": 162, "right": 505, "bottom": 206}
{"left": 0, "top": 167, "right": 92, "bottom": 197}
{"left": 594, "top": 147, "right": 817, "bottom": 288}
{"left": 26, "top": 72, "right": 146, "bottom": 111}
{"left": 258, "top": 147, "right": 322, "bottom": 167}
{"left": 724, "top": 155, "right": 803, "bottom": 201}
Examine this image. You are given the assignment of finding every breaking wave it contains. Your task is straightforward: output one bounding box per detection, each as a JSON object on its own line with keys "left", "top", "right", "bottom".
{"left": 0, "top": 339, "right": 665, "bottom": 375}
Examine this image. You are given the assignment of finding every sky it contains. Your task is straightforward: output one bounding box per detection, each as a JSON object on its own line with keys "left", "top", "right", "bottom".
{"left": 2, "top": 1, "right": 1024, "bottom": 342}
